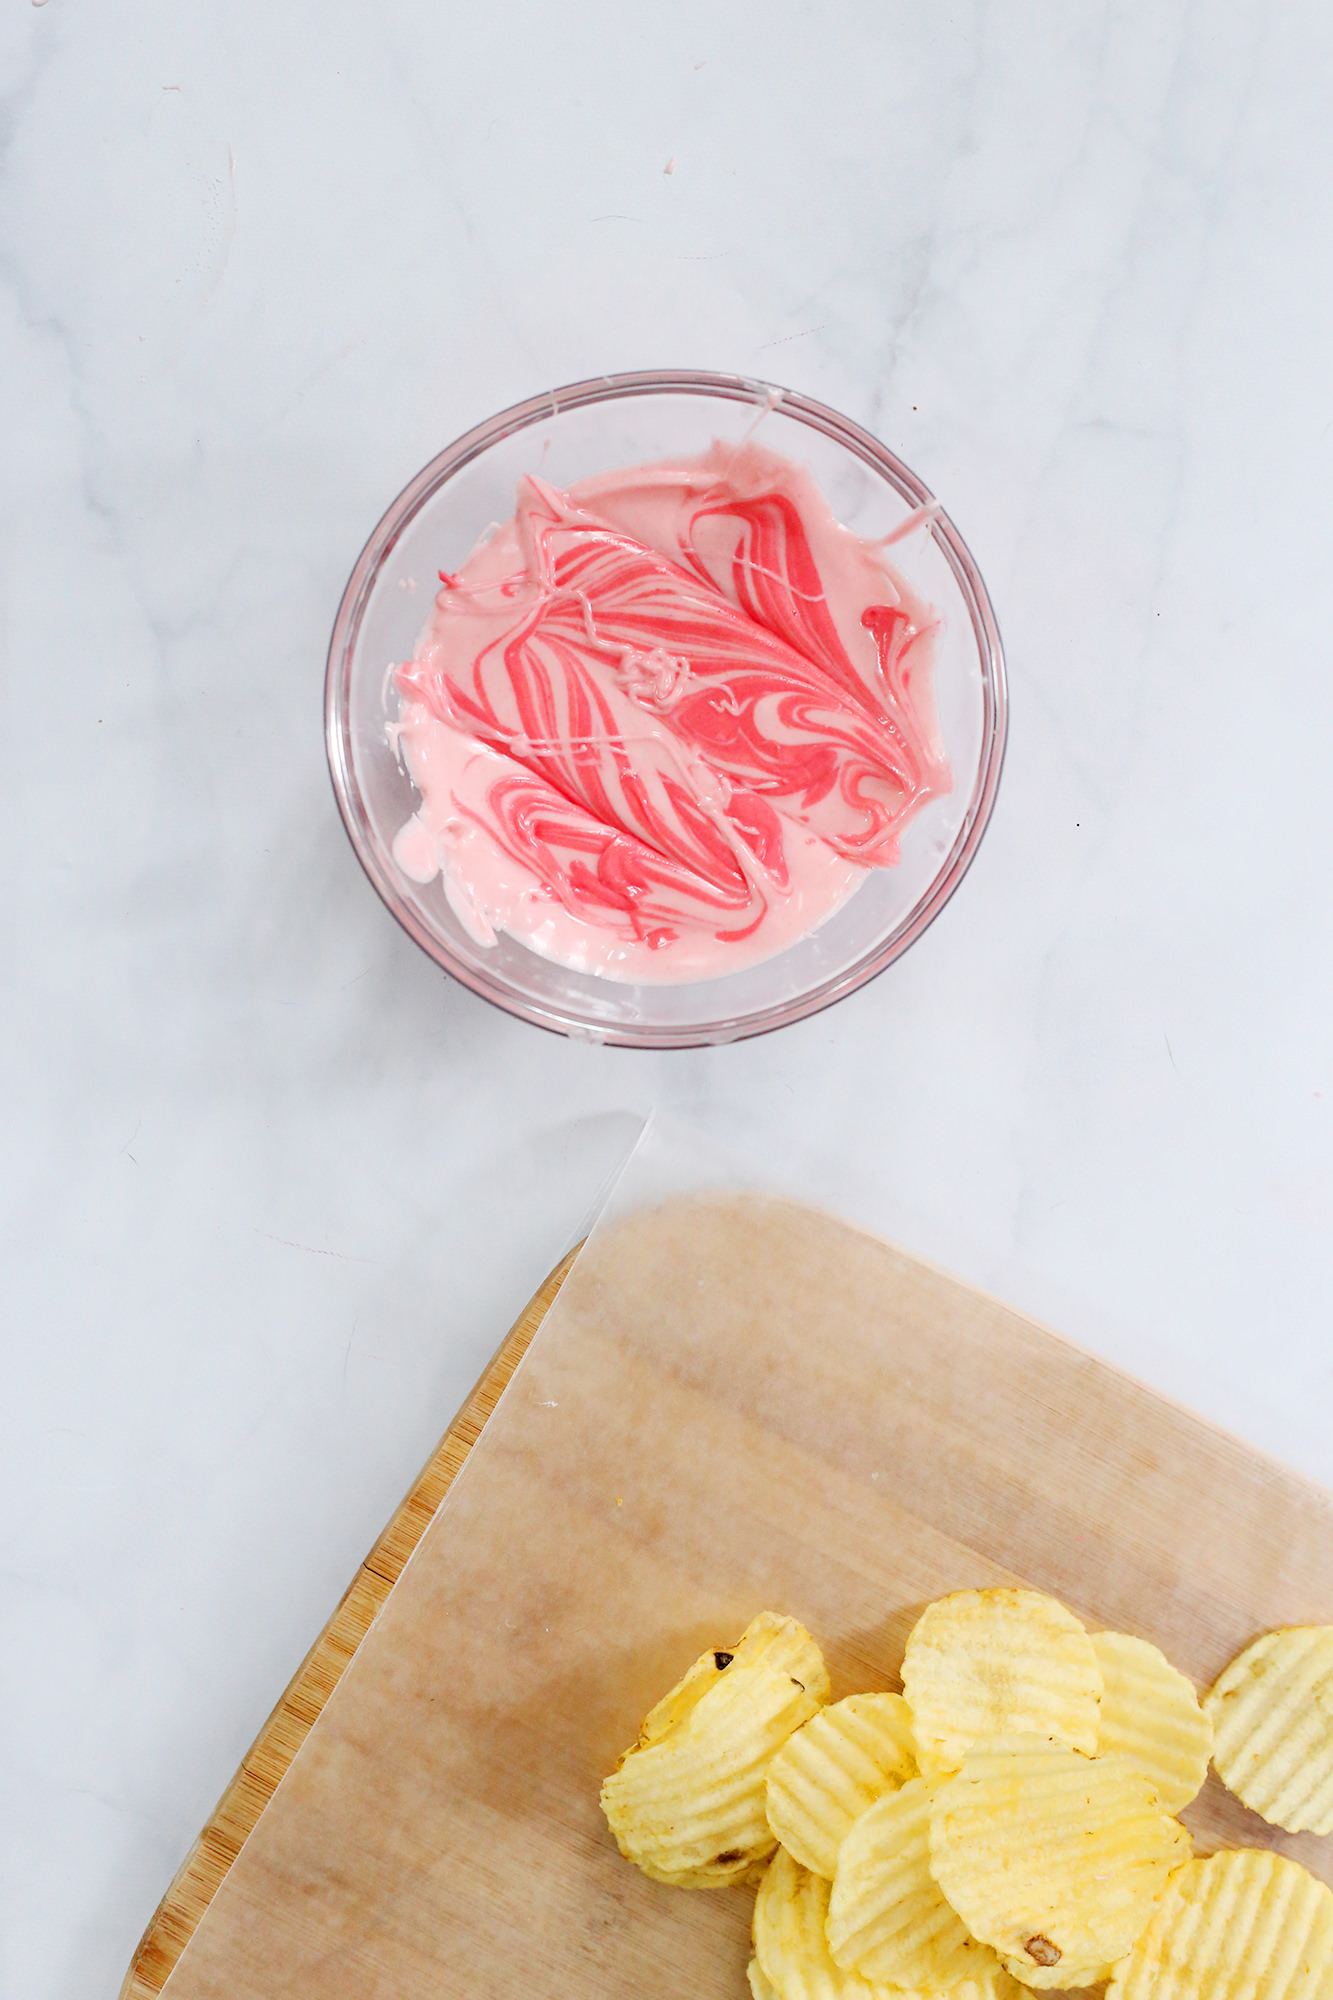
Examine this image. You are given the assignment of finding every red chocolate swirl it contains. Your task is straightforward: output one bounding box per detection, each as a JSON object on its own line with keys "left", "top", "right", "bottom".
{"left": 392, "top": 442, "right": 950, "bottom": 981}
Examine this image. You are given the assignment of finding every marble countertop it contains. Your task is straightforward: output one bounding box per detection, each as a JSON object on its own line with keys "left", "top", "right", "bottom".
{"left": 4, "top": 3, "right": 1332, "bottom": 1993}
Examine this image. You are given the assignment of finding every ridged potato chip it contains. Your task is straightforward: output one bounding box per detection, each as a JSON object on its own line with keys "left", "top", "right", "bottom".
{"left": 1204, "top": 1625, "right": 1333, "bottom": 1834}
{"left": 749, "top": 1959, "right": 780, "bottom": 2000}
{"left": 602, "top": 1615, "right": 828, "bottom": 1886}
{"left": 754, "top": 1846, "right": 893, "bottom": 1999}
{"left": 950, "top": 1970, "right": 1051, "bottom": 2000}
{"left": 828, "top": 1774, "right": 996, "bottom": 1988}
{"left": 1030, "top": 1972, "right": 1115, "bottom": 1993}
{"left": 929, "top": 1737, "right": 1192, "bottom": 1985}
{"left": 766, "top": 1692, "right": 918, "bottom": 1879}
{"left": 602, "top": 1661, "right": 818, "bottom": 1885}
{"left": 999, "top": 1961, "right": 1116, "bottom": 1993}
{"left": 902, "top": 1590, "right": 1103, "bottom": 1777}
{"left": 637, "top": 1611, "right": 831, "bottom": 1750}
{"left": 1093, "top": 1630, "right": 1212, "bottom": 1813}
{"left": 1107, "top": 1848, "right": 1333, "bottom": 2000}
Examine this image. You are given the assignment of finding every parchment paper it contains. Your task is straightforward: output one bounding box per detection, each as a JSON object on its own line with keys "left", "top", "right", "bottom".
{"left": 160, "top": 1129, "right": 1333, "bottom": 1998}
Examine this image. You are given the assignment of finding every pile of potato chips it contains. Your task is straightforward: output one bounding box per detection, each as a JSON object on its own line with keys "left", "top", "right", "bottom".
{"left": 601, "top": 1592, "right": 1333, "bottom": 1998}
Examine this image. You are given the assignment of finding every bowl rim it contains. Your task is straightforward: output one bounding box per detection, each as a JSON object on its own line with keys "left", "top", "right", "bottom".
{"left": 324, "top": 367, "right": 1007, "bottom": 1048}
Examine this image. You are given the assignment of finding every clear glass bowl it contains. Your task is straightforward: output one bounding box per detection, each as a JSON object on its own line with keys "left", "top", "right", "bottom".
{"left": 325, "top": 371, "right": 1006, "bottom": 1047}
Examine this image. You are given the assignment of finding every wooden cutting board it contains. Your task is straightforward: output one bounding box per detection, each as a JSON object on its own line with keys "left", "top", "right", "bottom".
{"left": 121, "top": 1245, "right": 581, "bottom": 2000}
{"left": 124, "top": 1196, "right": 1333, "bottom": 2000}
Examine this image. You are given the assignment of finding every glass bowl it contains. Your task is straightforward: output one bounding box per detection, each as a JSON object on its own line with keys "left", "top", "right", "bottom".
{"left": 325, "top": 370, "right": 1006, "bottom": 1047}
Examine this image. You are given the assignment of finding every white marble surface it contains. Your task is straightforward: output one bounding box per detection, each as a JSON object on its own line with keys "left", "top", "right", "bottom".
{"left": 3, "top": 1, "right": 1332, "bottom": 1991}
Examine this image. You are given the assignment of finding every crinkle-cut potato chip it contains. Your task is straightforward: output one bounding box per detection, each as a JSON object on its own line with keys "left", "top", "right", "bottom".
{"left": 934, "top": 1973, "right": 1034, "bottom": 2000}
{"left": 1204, "top": 1625, "right": 1333, "bottom": 1834}
{"left": 749, "top": 1958, "right": 781, "bottom": 2000}
{"left": 766, "top": 1692, "right": 918, "bottom": 1879}
{"left": 878, "top": 1967, "right": 1034, "bottom": 2000}
{"left": 929, "top": 1737, "right": 1192, "bottom": 1986}
{"left": 947, "top": 1970, "right": 1052, "bottom": 2000}
{"left": 638, "top": 1612, "right": 831, "bottom": 1750}
{"left": 902, "top": 1590, "right": 1103, "bottom": 1777}
{"left": 602, "top": 1661, "right": 819, "bottom": 1885}
{"left": 1000, "top": 1960, "right": 1116, "bottom": 1993}
{"left": 754, "top": 1846, "right": 894, "bottom": 2000}
{"left": 1092, "top": 1630, "right": 1212, "bottom": 1814}
{"left": 828, "top": 1773, "right": 996, "bottom": 1988}
{"left": 1034, "top": 1972, "right": 1116, "bottom": 1993}
{"left": 1107, "top": 1848, "right": 1333, "bottom": 2000}
{"left": 601, "top": 1615, "right": 828, "bottom": 1886}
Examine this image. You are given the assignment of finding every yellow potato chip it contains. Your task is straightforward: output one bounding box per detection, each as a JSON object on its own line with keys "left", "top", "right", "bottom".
{"left": 877, "top": 1968, "right": 1034, "bottom": 2000}
{"left": 1204, "top": 1625, "right": 1333, "bottom": 1834}
{"left": 749, "top": 1958, "right": 780, "bottom": 2000}
{"left": 950, "top": 1971, "right": 1052, "bottom": 2000}
{"left": 845, "top": 1945, "right": 1028, "bottom": 1999}
{"left": 902, "top": 1590, "right": 1103, "bottom": 1777}
{"left": 766, "top": 1692, "right": 918, "bottom": 1879}
{"left": 929, "top": 1737, "right": 1192, "bottom": 1984}
{"left": 1043, "top": 1974, "right": 1116, "bottom": 1993}
{"left": 1000, "top": 1960, "right": 1116, "bottom": 1993}
{"left": 1107, "top": 1848, "right": 1333, "bottom": 2000}
{"left": 638, "top": 1612, "right": 831, "bottom": 1749}
{"left": 828, "top": 1773, "right": 996, "bottom": 1987}
{"left": 1092, "top": 1630, "right": 1212, "bottom": 1813}
{"left": 754, "top": 1846, "right": 893, "bottom": 1999}
{"left": 602, "top": 1622, "right": 828, "bottom": 1887}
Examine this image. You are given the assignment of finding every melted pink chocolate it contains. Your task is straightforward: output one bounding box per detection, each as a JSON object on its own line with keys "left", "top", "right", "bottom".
{"left": 392, "top": 442, "right": 950, "bottom": 981}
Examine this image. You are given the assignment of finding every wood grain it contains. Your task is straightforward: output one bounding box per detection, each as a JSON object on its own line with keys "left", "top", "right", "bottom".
{"left": 119, "top": 1247, "right": 581, "bottom": 2000}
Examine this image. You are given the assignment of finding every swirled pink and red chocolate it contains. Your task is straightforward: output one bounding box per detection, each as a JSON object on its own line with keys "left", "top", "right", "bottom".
{"left": 393, "top": 442, "right": 950, "bottom": 980}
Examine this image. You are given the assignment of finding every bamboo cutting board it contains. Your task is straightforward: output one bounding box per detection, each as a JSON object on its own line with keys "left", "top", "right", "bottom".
{"left": 121, "top": 1245, "right": 581, "bottom": 2000}
{"left": 125, "top": 1196, "right": 1333, "bottom": 2000}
